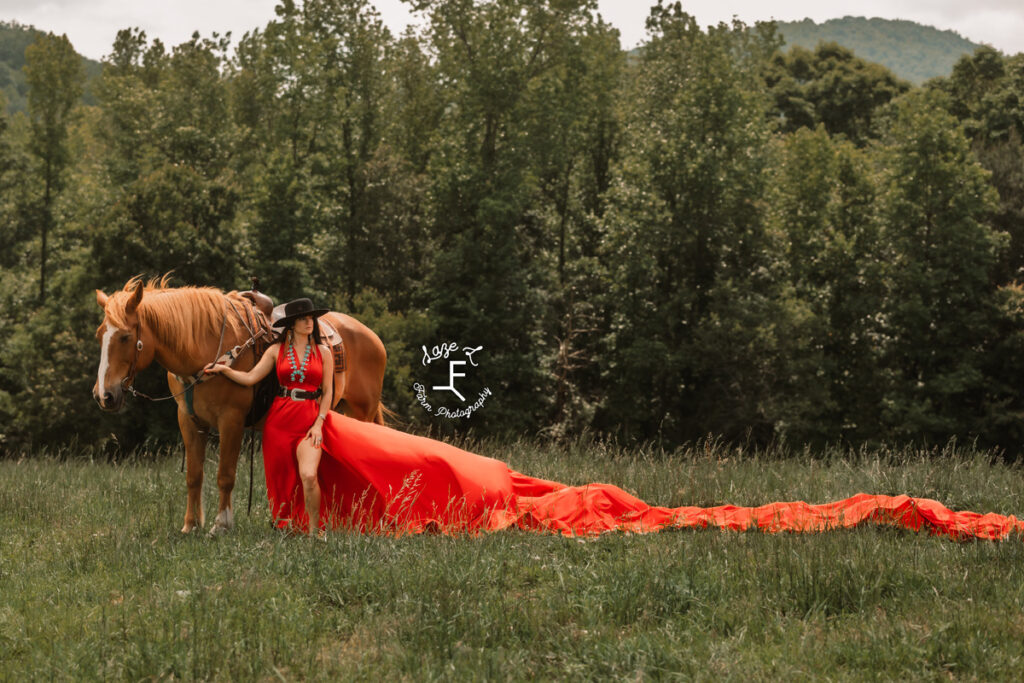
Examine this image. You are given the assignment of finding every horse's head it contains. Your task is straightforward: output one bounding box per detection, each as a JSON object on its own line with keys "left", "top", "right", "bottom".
{"left": 93, "top": 280, "right": 154, "bottom": 411}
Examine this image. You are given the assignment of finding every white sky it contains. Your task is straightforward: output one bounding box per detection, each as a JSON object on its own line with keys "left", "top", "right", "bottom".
{"left": 2, "top": 0, "right": 1022, "bottom": 62}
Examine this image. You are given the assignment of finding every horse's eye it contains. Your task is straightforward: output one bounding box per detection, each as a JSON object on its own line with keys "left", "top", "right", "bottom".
{"left": 120, "top": 333, "right": 131, "bottom": 343}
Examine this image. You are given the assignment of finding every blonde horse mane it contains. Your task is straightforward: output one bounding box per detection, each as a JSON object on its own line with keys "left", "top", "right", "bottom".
{"left": 104, "top": 275, "right": 253, "bottom": 362}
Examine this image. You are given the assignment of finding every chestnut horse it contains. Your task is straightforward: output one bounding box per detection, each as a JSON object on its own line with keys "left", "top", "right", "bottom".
{"left": 93, "top": 276, "right": 388, "bottom": 534}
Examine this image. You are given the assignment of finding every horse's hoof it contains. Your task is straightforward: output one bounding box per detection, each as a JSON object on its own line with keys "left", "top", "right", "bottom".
{"left": 181, "top": 523, "right": 201, "bottom": 534}
{"left": 208, "top": 508, "right": 235, "bottom": 536}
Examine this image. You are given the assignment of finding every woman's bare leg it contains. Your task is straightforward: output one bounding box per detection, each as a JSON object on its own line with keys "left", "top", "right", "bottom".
{"left": 296, "top": 440, "right": 322, "bottom": 533}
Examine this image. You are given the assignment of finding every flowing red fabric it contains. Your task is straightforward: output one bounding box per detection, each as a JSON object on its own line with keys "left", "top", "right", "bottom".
{"left": 263, "top": 347, "right": 1024, "bottom": 541}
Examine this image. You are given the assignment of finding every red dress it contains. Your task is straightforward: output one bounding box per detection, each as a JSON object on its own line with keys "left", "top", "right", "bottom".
{"left": 262, "top": 341, "right": 523, "bottom": 532}
{"left": 262, "top": 344, "right": 1024, "bottom": 540}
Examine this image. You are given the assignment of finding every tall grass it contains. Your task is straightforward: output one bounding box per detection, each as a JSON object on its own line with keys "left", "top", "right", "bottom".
{"left": 1, "top": 438, "right": 1022, "bottom": 679}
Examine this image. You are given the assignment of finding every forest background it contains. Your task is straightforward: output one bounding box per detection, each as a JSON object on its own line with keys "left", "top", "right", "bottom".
{"left": 2, "top": 0, "right": 1024, "bottom": 457}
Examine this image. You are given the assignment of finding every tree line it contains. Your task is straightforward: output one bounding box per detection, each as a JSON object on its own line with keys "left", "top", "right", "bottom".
{"left": 2, "top": 0, "right": 1024, "bottom": 456}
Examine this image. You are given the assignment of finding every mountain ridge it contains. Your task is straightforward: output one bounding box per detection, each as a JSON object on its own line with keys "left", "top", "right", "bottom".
{"left": 776, "top": 16, "right": 986, "bottom": 84}
{"left": 1, "top": 20, "right": 101, "bottom": 114}
{"left": 0, "top": 15, "right": 995, "bottom": 115}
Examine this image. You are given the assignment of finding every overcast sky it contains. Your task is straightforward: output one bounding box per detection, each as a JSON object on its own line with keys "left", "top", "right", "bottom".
{"left": 3, "top": 0, "right": 1022, "bottom": 62}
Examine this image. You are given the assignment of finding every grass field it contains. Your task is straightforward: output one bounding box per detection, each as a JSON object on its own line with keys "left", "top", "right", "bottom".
{"left": 2, "top": 437, "right": 1023, "bottom": 680}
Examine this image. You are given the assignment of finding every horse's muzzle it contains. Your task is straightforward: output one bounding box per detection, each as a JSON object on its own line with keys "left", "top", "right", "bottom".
{"left": 93, "top": 387, "right": 125, "bottom": 412}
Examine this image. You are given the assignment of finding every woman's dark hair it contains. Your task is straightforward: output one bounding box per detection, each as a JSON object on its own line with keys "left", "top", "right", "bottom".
{"left": 273, "top": 316, "right": 324, "bottom": 354}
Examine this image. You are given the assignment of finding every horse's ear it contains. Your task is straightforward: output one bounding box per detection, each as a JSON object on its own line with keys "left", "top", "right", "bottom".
{"left": 95, "top": 290, "right": 108, "bottom": 308}
{"left": 125, "top": 281, "right": 144, "bottom": 315}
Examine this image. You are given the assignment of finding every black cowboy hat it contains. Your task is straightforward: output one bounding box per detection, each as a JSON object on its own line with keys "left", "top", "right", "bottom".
{"left": 272, "top": 298, "right": 330, "bottom": 327}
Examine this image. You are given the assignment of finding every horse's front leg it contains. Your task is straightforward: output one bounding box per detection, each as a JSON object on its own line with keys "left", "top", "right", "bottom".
{"left": 179, "top": 408, "right": 208, "bottom": 533}
{"left": 210, "top": 411, "right": 245, "bottom": 535}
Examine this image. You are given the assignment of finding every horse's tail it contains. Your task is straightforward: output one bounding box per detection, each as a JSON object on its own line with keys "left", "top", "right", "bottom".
{"left": 375, "top": 402, "right": 399, "bottom": 426}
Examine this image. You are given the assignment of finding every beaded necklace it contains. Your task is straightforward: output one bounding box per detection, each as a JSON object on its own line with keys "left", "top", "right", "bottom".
{"left": 287, "top": 339, "right": 313, "bottom": 384}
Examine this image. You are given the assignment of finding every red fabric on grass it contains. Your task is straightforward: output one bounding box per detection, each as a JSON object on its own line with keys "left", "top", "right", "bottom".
{"left": 262, "top": 345, "right": 1023, "bottom": 540}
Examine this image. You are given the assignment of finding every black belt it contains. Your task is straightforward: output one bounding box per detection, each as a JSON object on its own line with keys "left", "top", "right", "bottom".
{"left": 277, "top": 387, "right": 322, "bottom": 401}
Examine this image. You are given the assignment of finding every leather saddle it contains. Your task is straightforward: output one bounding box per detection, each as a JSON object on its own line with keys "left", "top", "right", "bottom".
{"left": 239, "top": 287, "right": 274, "bottom": 320}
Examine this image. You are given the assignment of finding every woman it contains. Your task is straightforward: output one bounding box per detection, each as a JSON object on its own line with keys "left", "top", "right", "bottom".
{"left": 206, "top": 297, "right": 334, "bottom": 533}
{"left": 207, "top": 296, "right": 522, "bottom": 536}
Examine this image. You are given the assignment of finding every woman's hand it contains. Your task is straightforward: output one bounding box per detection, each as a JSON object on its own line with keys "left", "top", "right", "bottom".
{"left": 305, "top": 421, "right": 323, "bottom": 449}
{"left": 204, "top": 362, "right": 228, "bottom": 375}
{"left": 201, "top": 345, "right": 278, "bottom": 387}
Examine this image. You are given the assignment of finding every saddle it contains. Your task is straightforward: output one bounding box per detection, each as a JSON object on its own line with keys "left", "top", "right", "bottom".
{"left": 239, "top": 286, "right": 274, "bottom": 319}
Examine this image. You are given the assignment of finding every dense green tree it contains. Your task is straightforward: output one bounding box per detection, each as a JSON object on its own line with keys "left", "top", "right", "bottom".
{"left": 764, "top": 126, "right": 885, "bottom": 443}
{"left": 942, "top": 47, "right": 1022, "bottom": 140}
{"left": 985, "top": 282, "right": 1024, "bottom": 450}
{"left": 876, "top": 90, "right": 1004, "bottom": 441}
{"left": 6, "top": 0, "right": 1024, "bottom": 454}
{"left": 1, "top": 80, "right": 143, "bottom": 454}
{"left": 0, "top": 92, "right": 21, "bottom": 451}
{"left": 383, "top": 32, "right": 443, "bottom": 176}
{"left": 231, "top": 0, "right": 399, "bottom": 304}
{"left": 765, "top": 42, "right": 910, "bottom": 144}
{"left": 0, "top": 91, "right": 25, "bottom": 267}
{"left": 599, "top": 3, "right": 786, "bottom": 443}
{"left": 936, "top": 49, "right": 1024, "bottom": 282}
{"left": 0, "top": 91, "right": 9, "bottom": 180}
{"left": 0, "top": 20, "right": 37, "bottom": 113}
{"left": 413, "top": 0, "right": 607, "bottom": 434}
{"left": 482, "top": 10, "right": 623, "bottom": 434}
{"left": 89, "top": 30, "right": 241, "bottom": 290}
{"left": 93, "top": 29, "right": 164, "bottom": 186}
{"left": 229, "top": 2, "right": 437, "bottom": 424}
{"left": 976, "top": 131, "right": 1024, "bottom": 283}
{"left": 23, "top": 31, "right": 84, "bottom": 303}
{"left": 933, "top": 48, "right": 1024, "bottom": 447}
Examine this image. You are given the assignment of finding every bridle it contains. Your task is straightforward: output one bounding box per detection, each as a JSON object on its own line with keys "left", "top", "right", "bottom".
{"left": 118, "top": 319, "right": 151, "bottom": 396}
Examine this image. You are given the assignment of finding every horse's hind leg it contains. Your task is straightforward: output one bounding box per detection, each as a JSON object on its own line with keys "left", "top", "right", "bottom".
{"left": 210, "top": 413, "right": 244, "bottom": 535}
{"left": 343, "top": 396, "right": 375, "bottom": 422}
{"left": 340, "top": 372, "right": 383, "bottom": 424}
{"left": 179, "top": 409, "right": 208, "bottom": 533}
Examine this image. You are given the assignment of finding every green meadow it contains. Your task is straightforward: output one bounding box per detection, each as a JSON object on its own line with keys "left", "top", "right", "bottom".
{"left": 2, "top": 438, "right": 1023, "bottom": 680}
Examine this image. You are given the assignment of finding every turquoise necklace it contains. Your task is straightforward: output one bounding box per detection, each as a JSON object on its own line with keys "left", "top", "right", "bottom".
{"left": 287, "top": 340, "right": 312, "bottom": 384}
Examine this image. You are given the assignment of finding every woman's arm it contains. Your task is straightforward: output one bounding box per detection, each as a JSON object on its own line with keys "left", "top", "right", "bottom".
{"left": 204, "top": 343, "right": 279, "bottom": 386}
{"left": 305, "top": 345, "right": 334, "bottom": 447}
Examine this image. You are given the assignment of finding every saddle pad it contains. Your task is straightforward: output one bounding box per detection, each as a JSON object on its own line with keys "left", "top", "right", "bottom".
{"left": 317, "top": 319, "right": 342, "bottom": 347}
{"left": 321, "top": 320, "right": 346, "bottom": 371}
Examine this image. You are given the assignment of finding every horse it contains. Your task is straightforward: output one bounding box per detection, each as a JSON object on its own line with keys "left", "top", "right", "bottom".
{"left": 92, "top": 275, "right": 389, "bottom": 534}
